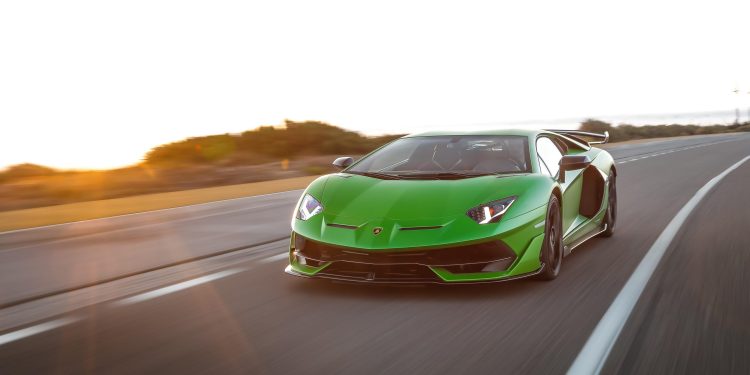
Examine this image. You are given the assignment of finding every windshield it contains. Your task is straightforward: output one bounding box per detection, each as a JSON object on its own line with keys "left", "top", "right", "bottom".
{"left": 347, "top": 136, "right": 531, "bottom": 178}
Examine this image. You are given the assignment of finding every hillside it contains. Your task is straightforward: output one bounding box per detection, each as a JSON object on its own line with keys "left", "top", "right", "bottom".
{"left": 144, "top": 120, "right": 401, "bottom": 167}
{"left": 0, "top": 120, "right": 402, "bottom": 211}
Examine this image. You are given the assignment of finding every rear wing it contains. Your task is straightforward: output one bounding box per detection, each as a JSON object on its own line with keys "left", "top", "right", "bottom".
{"left": 544, "top": 130, "right": 609, "bottom": 146}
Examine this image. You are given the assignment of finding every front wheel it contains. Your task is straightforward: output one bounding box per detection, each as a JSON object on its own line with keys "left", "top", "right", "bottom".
{"left": 536, "top": 195, "right": 563, "bottom": 281}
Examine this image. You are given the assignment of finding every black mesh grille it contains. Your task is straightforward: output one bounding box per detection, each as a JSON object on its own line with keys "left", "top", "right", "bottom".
{"left": 294, "top": 234, "right": 516, "bottom": 267}
{"left": 318, "top": 262, "right": 440, "bottom": 282}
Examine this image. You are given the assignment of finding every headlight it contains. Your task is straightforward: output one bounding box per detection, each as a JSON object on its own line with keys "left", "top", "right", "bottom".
{"left": 466, "top": 196, "right": 516, "bottom": 224}
{"left": 296, "top": 194, "right": 323, "bottom": 220}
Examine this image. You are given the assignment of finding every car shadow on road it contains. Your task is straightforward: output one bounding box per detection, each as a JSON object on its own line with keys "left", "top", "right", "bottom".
{"left": 286, "top": 272, "right": 550, "bottom": 302}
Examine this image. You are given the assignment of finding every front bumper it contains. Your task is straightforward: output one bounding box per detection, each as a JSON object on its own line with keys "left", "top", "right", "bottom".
{"left": 285, "top": 233, "right": 546, "bottom": 284}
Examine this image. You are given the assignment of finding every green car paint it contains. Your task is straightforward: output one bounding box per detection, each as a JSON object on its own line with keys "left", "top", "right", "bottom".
{"left": 285, "top": 129, "right": 615, "bottom": 283}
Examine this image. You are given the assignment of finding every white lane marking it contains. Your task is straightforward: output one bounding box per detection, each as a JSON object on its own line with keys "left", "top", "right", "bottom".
{"left": 0, "top": 317, "right": 79, "bottom": 346}
{"left": 113, "top": 268, "right": 244, "bottom": 306}
{"left": 567, "top": 155, "right": 750, "bottom": 375}
{"left": 259, "top": 253, "right": 289, "bottom": 264}
{"left": 0, "top": 189, "right": 303, "bottom": 235}
{"left": 615, "top": 138, "right": 739, "bottom": 164}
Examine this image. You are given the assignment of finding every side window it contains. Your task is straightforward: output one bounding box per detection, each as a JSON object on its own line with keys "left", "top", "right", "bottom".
{"left": 536, "top": 137, "right": 563, "bottom": 177}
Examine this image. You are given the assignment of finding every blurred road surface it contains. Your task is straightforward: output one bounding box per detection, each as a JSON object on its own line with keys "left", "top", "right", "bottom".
{"left": 1, "top": 133, "right": 749, "bottom": 374}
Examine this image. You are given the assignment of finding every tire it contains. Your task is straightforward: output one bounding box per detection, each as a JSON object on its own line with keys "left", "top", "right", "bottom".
{"left": 537, "top": 195, "right": 563, "bottom": 281}
{"left": 599, "top": 171, "right": 617, "bottom": 238}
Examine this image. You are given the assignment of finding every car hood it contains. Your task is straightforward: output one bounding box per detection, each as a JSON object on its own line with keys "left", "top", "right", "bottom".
{"left": 293, "top": 173, "right": 551, "bottom": 250}
{"left": 319, "top": 173, "right": 538, "bottom": 224}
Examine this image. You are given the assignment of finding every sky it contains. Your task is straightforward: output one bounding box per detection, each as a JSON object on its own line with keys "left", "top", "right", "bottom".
{"left": 1, "top": 0, "right": 749, "bottom": 170}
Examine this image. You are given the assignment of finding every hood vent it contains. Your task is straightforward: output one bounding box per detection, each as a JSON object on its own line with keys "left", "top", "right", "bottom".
{"left": 327, "top": 223, "right": 359, "bottom": 230}
{"left": 399, "top": 225, "right": 443, "bottom": 231}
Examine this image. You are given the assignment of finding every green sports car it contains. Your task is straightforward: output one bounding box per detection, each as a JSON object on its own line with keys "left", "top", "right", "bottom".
{"left": 285, "top": 129, "right": 616, "bottom": 283}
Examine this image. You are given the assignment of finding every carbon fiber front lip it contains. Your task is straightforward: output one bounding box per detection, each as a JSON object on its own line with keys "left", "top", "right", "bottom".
{"left": 296, "top": 251, "right": 516, "bottom": 268}
{"left": 284, "top": 264, "right": 544, "bottom": 285}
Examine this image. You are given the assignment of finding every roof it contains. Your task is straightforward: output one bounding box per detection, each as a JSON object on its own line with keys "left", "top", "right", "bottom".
{"left": 403, "top": 128, "right": 592, "bottom": 150}
{"left": 403, "top": 129, "right": 546, "bottom": 138}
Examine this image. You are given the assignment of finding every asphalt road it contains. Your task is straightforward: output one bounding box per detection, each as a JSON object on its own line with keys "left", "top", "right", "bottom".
{"left": 0, "top": 189, "right": 301, "bottom": 306}
{"left": 1, "top": 133, "right": 749, "bottom": 374}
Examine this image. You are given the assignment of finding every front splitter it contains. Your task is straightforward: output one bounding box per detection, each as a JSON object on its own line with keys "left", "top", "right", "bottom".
{"left": 284, "top": 264, "right": 543, "bottom": 285}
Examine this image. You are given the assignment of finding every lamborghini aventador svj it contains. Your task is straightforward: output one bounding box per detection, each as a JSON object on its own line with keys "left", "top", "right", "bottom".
{"left": 285, "top": 129, "right": 615, "bottom": 284}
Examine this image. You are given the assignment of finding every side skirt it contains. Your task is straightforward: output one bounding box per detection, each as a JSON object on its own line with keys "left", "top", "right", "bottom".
{"left": 563, "top": 224, "right": 607, "bottom": 257}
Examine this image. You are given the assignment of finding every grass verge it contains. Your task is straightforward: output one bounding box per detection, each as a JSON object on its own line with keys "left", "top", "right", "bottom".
{"left": 0, "top": 175, "right": 319, "bottom": 232}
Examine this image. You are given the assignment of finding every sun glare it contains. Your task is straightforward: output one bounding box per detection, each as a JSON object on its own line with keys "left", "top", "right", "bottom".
{"left": 5, "top": 131, "right": 171, "bottom": 171}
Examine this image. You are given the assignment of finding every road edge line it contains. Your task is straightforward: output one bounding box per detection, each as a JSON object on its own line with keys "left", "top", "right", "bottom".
{"left": 566, "top": 154, "right": 750, "bottom": 375}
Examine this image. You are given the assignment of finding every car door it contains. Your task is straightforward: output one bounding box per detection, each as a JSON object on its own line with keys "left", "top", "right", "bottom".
{"left": 536, "top": 136, "right": 584, "bottom": 237}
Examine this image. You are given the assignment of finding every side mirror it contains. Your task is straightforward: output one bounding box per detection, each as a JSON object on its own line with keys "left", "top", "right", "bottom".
{"left": 332, "top": 156, "right": 354, "bottom": 169}
{"left": 557, "top": 155, "right": 591, "bottom": 183}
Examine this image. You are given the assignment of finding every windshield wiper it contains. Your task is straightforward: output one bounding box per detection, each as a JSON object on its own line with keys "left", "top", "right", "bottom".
{"left": 347, "top": 171, "right": 404, "bottom": 180}
{"left": 396, "top": 172, "right": 494, "bottom": 180}
{"left": 349, "top": 171, "right": 499, "bottom": 180}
